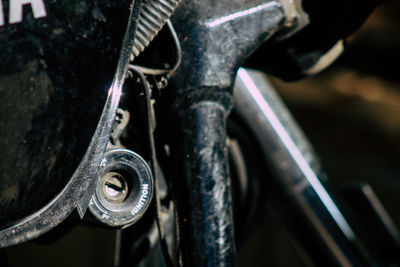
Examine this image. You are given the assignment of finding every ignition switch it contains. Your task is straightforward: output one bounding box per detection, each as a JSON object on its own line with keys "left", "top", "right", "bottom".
{"left": 88, "top": 149, "right": 153, "bottom": 228}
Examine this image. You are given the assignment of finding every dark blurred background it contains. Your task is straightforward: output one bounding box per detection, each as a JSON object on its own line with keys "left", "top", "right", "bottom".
{"left": 4, "top": 0, "right": 400, "bottom": 266}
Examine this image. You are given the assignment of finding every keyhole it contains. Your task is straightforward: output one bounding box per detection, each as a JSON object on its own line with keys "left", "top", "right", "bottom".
{"left": 101, "top": 172, "right": 128, "bottom": 203}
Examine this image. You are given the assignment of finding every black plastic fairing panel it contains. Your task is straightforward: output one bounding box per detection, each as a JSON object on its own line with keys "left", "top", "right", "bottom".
{"left": 0, "top": 0, "right": 131, "bottom": 229}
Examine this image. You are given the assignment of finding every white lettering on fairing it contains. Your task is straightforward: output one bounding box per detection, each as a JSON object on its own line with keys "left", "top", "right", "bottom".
{"left": 0, "top": 0, "right": 47, "bottom": 26}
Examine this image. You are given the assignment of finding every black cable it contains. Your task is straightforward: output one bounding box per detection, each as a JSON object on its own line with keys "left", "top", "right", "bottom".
{"left": 132, "top": 20, "right": 182, "bottom": 79}
{"left": 128, "top": 65, "right": 176, "bottom": 267}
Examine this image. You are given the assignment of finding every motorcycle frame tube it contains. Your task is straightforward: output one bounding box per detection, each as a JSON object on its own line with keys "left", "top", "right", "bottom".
{"left": 0, "top": 0, "right": 143, "bottom": 247}
{"left": 234, "top": 68, "right": 372, "bottom": 266}
{"left": 180, "top": 100, "right": 236, "bottom": 267}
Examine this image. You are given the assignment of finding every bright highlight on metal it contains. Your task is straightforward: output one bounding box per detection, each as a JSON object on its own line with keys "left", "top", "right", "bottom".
{"left": 206, "top": 2, "right": 278, "bottom": 28}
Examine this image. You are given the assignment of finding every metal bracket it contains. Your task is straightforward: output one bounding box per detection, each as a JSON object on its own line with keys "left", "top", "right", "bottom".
{"left": 278, "top": 0, "right": 309, "bottom": 39}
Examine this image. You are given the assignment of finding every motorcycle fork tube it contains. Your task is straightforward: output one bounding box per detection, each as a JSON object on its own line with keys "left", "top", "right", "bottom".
{"left": 179, "top": 99, "right": 235, "bottom": 267}
{"left": 234, "top": 68, "right": 372, "bottom": 267}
